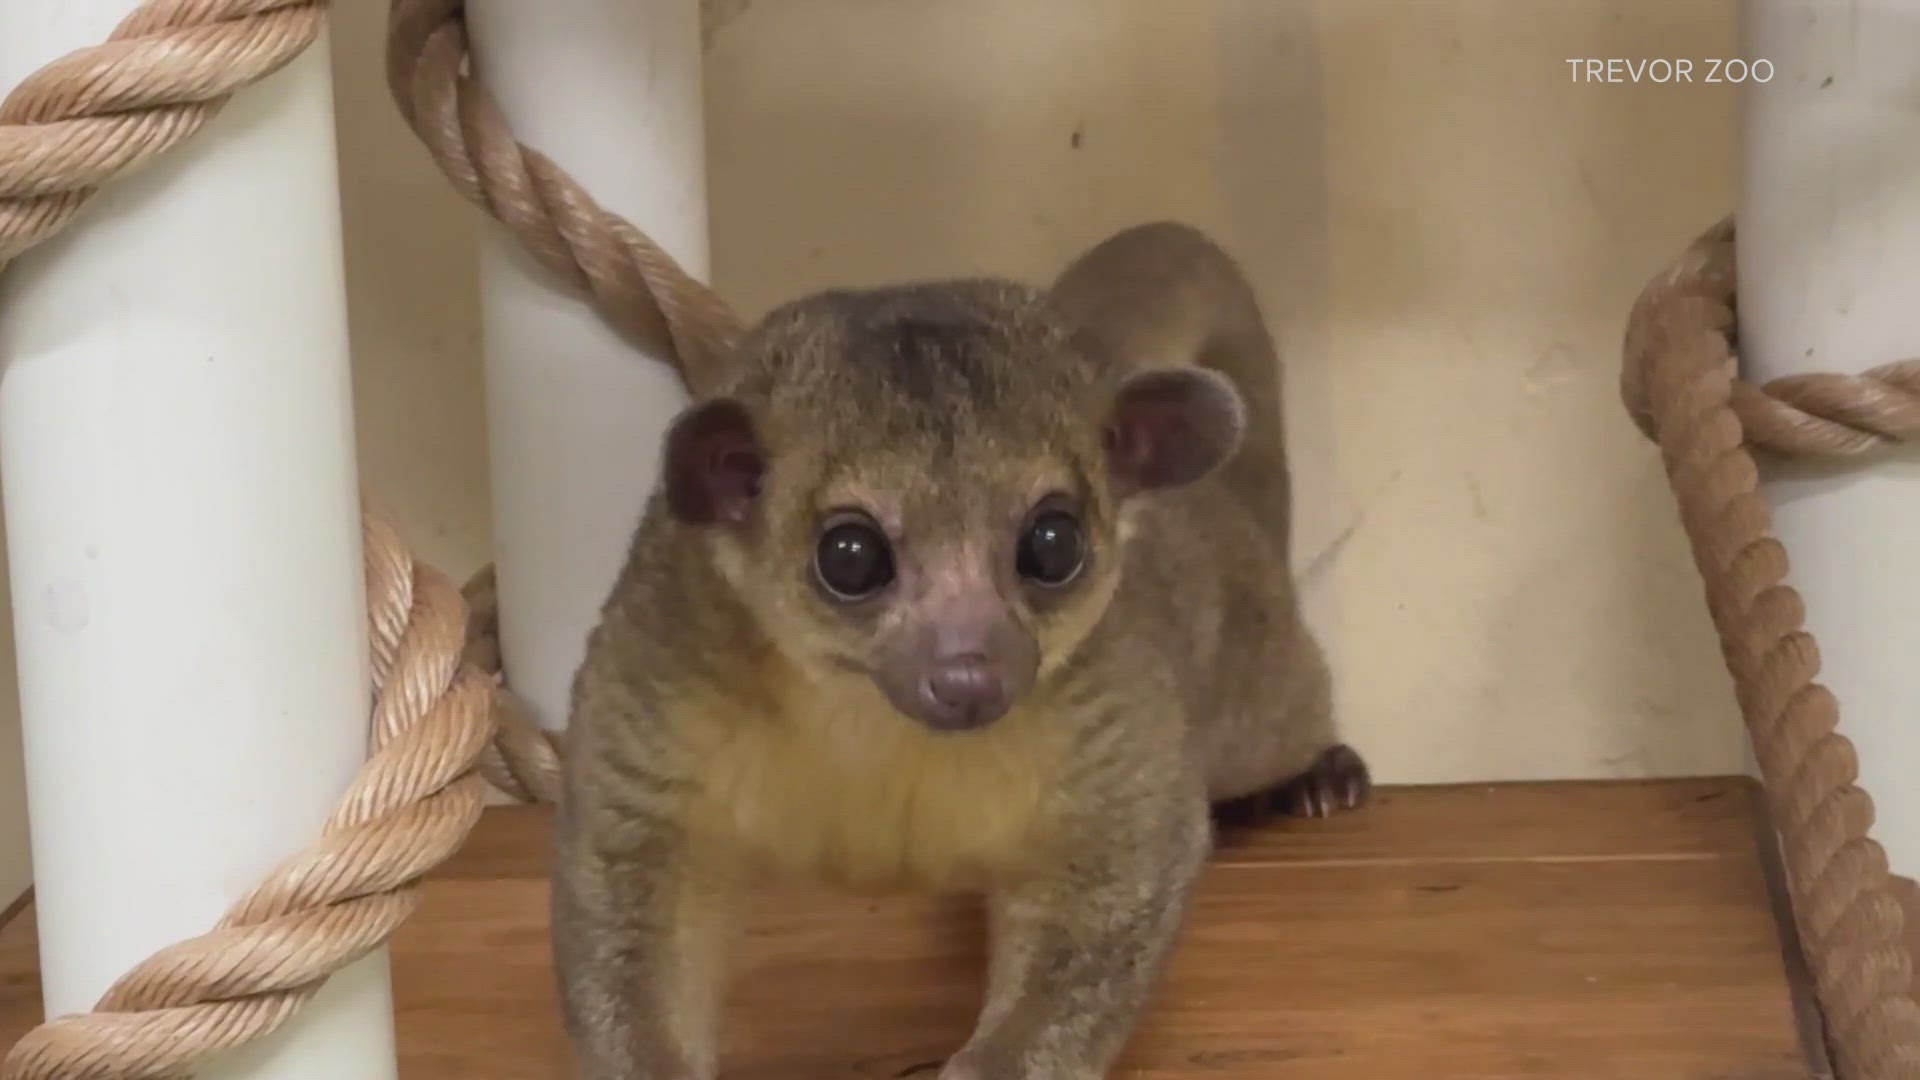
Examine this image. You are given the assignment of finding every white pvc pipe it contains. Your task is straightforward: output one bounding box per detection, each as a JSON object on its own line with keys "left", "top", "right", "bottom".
{"left": 1740, "top": 0, "right": 1920, "bottom": 882}
{"left": 466, "top": 0, "right": 708, "bottom": 731}
{"left": 0, "top": 14, "right": 396, "bottom": 1080}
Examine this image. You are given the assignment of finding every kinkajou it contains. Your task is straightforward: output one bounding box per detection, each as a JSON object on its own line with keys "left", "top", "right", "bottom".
{"left": 551, "top": 221, "right": 1369, "bottom": 1080}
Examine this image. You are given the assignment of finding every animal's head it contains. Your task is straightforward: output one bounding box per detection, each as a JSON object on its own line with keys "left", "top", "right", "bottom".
{"left": 660, "top": 280, "right": 1243, "bottom": 732}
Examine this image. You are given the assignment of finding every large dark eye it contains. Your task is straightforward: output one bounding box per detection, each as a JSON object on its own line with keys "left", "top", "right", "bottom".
{"left": 1017, "top": 509, "right": 1085, "bottom": 587}
{"left": 814, "top": 516, "right": 895, "bottom": 600}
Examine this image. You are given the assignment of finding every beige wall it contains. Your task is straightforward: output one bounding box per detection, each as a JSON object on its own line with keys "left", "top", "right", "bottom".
{"left": 0, "top": 0, "right": 1752, "bottom": 898}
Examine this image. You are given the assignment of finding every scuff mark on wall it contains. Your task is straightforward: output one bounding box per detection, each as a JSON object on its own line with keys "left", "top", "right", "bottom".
{"left": 1300, "top": 468, "right": 1403, "bottom": 587}
{"left": 1523, "top": 340, "right": 1581, "bottom": 399}
{"left": 1465, "top": 474, "right": 1490, "bottom": 520}
{"left": 1301, "top": 515, "right": 1363, "bottom": 589}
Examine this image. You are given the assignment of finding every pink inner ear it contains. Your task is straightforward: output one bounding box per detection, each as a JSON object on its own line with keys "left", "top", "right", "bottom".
{"left": 1106, "top": 417, "right": 1147, "bottom": 475}
{"left": 665, "top": 399, "right": 764, "bottom": 525}
{"left": 1107, "top": 399, "right": 1192, "bottom": 487}
{"left": 708, "top": 439, "right": 764, "bottom": 511}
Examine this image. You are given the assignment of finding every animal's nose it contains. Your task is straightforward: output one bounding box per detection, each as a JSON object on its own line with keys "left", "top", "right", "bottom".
{"left": 919, "top": 655, "right": 1009, "bottom": 731}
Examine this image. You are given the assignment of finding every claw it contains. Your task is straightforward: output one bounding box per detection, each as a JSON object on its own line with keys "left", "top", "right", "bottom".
{"left": 1275, "top": 743, "right": 1371, "bottom": 819}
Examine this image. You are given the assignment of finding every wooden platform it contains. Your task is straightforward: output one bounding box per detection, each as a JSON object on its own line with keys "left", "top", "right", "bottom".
{"left": 0, "top": 778, "right": 1821, "bottom": 1078}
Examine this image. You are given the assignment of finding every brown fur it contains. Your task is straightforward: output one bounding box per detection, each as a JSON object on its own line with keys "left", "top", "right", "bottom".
{"left": 551, "top": 222, "right": 1367, "bottom": 1080}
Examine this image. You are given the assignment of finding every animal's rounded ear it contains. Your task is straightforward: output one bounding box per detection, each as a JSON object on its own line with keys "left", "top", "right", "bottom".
{"left": 663, "top": 398, "right": 764, "bottom": 525}
{"left": 1103, "top": 367, "right": 1245, "bottom": 495}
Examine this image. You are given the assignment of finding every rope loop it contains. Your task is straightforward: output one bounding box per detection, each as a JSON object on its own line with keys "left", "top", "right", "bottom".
{"left": 1621, "top": 218, "right": 1920, "bottom": 1079}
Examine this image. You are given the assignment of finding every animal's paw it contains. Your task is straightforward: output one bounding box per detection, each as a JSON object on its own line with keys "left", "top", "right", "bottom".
{"left": 1273, "top": 743, "right": 1371, "bottom": 819}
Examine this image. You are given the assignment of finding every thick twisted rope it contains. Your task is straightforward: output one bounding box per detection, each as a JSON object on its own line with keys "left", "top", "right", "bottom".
{"left": 1623, "top": 218, "right": 1920, "bottom": 458}
{"left": 1622, "top": 217, "right": 1920, "bottom": 1079}
{"left": 0, "top": 0, "right": 324, "bottom": 266}
{"left": 0, "top": 512, "right": 493, "bottom": 1080}
{"left": 385, "top": 0, "right": 744, "bottom": 397}
{"left": 459, "top": 565, "right": 562, "bottom": 805}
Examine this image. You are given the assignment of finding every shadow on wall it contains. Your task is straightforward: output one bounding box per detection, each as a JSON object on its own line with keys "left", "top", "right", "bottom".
{"left": 327, "top": 0, "right": 492, "bottom": 582}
